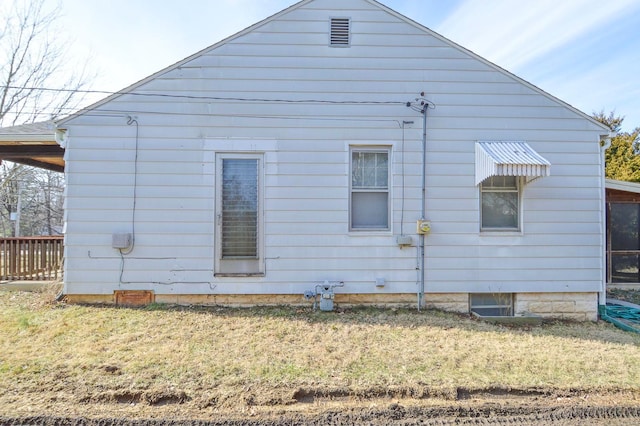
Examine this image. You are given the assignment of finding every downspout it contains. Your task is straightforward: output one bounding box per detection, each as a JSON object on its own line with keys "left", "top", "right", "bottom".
{"left": 599, "top": 134, "right": 612, "bottom": 314}
{"left": 54, "top": 128, "right": 68, "bottom": 149}
{"left": 419, "top": 100, "right": 428, "bottom": 310}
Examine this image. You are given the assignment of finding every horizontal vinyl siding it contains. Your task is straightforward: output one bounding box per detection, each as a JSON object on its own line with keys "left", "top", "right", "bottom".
{"left": 63, "top": 0, "right": 605, "bottom": 296}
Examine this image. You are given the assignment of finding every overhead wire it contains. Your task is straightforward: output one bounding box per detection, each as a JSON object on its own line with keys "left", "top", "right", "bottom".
{"left": 1, "top": 84, "right": 438, "bottom": 129}
{"left": 1, "top": 84, "right": 408, "bottom": 105}
{"left": 73, "top": 109, "right": 405, "bottom": 126}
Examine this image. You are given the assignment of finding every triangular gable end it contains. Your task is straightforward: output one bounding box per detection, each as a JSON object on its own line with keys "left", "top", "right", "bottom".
{"left": 58, "top": 0, "right": 611, "bottom": 136}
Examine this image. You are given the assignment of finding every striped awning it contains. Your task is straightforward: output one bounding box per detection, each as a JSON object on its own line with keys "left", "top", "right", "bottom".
{"left": 475, "top": 141, "right": 550, "bottom": 185}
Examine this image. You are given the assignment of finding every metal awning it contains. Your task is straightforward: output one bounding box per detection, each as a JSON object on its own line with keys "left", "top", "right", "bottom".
{"left": 475, "top": 141, "right": 550, "bottom": 185}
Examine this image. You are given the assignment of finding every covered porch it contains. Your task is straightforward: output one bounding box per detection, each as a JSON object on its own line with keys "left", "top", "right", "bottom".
{"left": 606, "top": 179, "right": 640, "bottom": 289}
{"left": 0, "top": 121, "right": 65, "bottom": 283}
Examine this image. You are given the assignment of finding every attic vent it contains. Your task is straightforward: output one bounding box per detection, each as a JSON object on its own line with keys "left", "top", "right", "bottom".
{"left": 330, "top": 18, "right": 350, "bottom": 47}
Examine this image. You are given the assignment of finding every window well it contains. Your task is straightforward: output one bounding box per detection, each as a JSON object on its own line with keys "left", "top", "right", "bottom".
{"left": 470, "top": 293, "right": 513, "bottom": 317}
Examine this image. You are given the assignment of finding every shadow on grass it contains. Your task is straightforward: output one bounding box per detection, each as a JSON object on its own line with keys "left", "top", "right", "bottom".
{"left": 4, "top": 289, "right": 637, "bottom": 346}
{"left": 103, "top": 300, "right": 640, "bottom": 347}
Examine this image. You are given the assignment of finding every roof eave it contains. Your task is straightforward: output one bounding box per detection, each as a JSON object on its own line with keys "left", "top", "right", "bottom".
{"left": 0, "top": 134, "right": 56, "bottom": 143}
{"left": 605, "top": 179, "right": 640, "bottom": 194}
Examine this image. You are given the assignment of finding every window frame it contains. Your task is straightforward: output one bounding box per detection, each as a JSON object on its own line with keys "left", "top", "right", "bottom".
{"left": 214, "top": 153, "right": 264, "bottom": 277}
{"left": 349, "top": 146, "right": 391, "bottom": 232}
{"left": 480, "top": 175, "right": 522, "bottom": 232}
{"left": 470, "top": 293, "right": 514, "bottom": 317}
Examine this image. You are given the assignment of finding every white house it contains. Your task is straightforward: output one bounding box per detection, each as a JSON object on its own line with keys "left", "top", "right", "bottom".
{"left": 57, "top": 0, "right": 611, "bottom": 320}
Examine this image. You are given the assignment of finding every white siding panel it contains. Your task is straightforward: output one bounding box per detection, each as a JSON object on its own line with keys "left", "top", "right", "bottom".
{"left": 67, "top": 220, "right": 211, "bottom": 234}
{"left": 66, "top": 245, "right": 212, "bottom": 260}
{"left": 425, "top": 234, "right": 600, "bottom": 247}
{"left": 424, "top": 281, "right": 601, "bottom": 293}
{"left": 427, "top": 245, "right": 601, "bottom": 259}
{"left": 266, "top": 210, "right": 345, "bottom": 223}
{"left": 427, "top": 267, "right": 598, "bottom": 283}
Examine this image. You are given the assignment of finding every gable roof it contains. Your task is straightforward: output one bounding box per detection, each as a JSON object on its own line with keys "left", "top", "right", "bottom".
{"left": 57, "top": 0, "right": 611, "bottom": 135}
{"left": 0, "top": 120, "right": 56, "bottom": 141}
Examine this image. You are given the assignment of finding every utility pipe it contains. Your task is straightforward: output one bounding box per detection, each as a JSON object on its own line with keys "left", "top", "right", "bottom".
{"left": 419, "top": 98, "right": 428, "bottom": 310}
{"left": 599, "top": 134, "right": 612, "bottom": 313}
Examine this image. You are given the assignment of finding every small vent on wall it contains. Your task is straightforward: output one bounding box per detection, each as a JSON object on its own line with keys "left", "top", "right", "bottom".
{"left": 330, "top": 18, "right": 350, "bottom": 46}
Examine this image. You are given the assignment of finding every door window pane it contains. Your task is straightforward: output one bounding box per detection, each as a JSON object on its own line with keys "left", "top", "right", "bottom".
{"left": 221, "top": 159, "right": 258, "bottom": 258}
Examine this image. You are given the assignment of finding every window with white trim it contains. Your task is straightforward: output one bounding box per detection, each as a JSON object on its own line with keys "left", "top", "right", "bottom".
{"left": 350, "top": 147, "right": 390, "bottom": 231}
{"left": 480, "top": 176, "right": 520, "bottom": 231}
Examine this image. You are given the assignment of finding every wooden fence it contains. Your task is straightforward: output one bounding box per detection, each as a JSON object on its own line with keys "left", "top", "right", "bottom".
{"left": 0, "top": 236, "right": 64, "bottom": 281}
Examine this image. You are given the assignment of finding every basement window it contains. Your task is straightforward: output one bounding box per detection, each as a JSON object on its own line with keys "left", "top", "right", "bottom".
{"left": 470, "top": 293, "right": 513, "bottom": 316}
{"left": 330, "top": 18, "right": 350, "bottom": 47}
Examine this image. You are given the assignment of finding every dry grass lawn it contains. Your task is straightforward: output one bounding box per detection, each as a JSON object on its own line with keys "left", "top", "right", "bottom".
{"left": 1, "top": 287, "right": 640, "bottom": 421}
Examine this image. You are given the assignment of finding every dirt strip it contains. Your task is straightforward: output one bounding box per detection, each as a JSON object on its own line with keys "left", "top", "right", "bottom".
{"left": 2, "top": 405, "right": 640, "bottom": 426}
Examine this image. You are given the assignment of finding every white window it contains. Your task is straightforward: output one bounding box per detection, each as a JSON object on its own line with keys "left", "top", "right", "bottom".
{"left": 350, "top": 147, "right": 390, "bottom": 231}
{"left": 480, "top": 176, "right": 520, "bottom": 231}
{"left": 215, "top": 153, "right": 263, "bottom": 276}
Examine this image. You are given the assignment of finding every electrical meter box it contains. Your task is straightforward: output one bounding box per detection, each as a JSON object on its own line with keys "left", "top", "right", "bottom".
{"left": 416, "top": 220, "right": 431, "bottom": 235}
{"left": 112, "top": 233, "right": 132, "bottom": 249}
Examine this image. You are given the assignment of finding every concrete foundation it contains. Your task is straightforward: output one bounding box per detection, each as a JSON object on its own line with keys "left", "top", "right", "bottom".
{"left": 63, "top": 291, "right": 599, "bottom": 321}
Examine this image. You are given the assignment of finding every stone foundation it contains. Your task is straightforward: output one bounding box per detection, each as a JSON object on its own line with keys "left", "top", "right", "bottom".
{"left": 423, "top": 293, "right": 469, "bottom": 313}
{"left": 514, "top": 292, "right": 598, "bottom": 322}
{"left": 64, "top": 291, "right": 599, "bottom": 321}
{"left": 65, "top": 292, "right": 417, "bottom": 307}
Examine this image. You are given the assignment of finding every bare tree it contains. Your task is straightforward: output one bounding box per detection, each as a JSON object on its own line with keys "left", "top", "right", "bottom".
{"left": 0, "top": 0, "right": 91, "bottom": 126}
{"left": 1, "top": 0, "right": 94, "bottom": 236}
{"left": 0, "top": 163, "right": 26, "bottom": 237}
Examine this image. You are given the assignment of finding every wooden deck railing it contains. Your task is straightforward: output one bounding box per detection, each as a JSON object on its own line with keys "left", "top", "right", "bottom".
{"left": 0, "top": 236, "right": 64, "bottom": 281}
